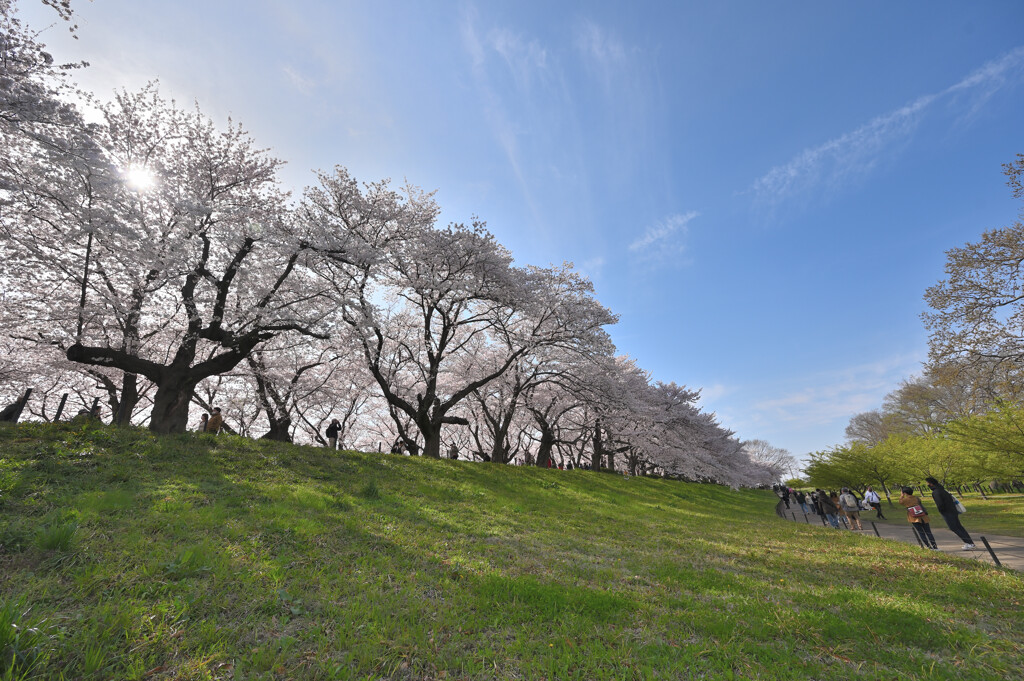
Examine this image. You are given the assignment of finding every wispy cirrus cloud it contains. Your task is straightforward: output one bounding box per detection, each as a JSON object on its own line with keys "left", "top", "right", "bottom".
{"left": 459, "top": 11, "right": 547, "bottom": 220}
{"left": 281, "top": 65, "right": 316, "bottom": 96}
{"left": 628, "top": 211, "right": 699, "bottom": 256}
{"left": 701, "top": 353, "right": 924, "bottom": 459}
{"left": 489, "top": 29, "right": 549, "bottom": 91}
{"left": 573, "top": 20, "right": 627, "bottom": 93}
{"left": 749, "top": 353, "right": 923, "bottom": 430}
{"left": 752, "top": 46, "right": 1024, "bottom": 208}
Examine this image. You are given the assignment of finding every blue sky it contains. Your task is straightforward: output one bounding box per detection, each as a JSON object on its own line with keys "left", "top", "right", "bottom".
{"left": 22, "top": 1, "right": 1024, "bottom": 464}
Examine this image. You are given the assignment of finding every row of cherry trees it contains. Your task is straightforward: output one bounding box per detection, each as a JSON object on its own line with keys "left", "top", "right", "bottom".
{"left": 0, "top": 1, "right": 782, "bottom": 486}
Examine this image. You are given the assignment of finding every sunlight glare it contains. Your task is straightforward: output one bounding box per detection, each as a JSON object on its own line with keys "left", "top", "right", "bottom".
{"left": 124, "top": 165, "right": 156, "bottom": 192}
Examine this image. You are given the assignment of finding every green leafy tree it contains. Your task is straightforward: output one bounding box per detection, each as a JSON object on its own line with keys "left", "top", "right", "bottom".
{"left": 943, "top": 402, "right": 1024, "bottom": 478}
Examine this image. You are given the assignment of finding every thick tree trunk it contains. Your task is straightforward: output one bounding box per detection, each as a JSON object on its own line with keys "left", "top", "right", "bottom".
{"left": 261, "top": 416, "right": 293, "bottom": 442}
{"left": 0, "top": 389, "right": 32, "bottom": 423}
{"left": 490, "top": 441, "right": 508, "bottom": 464}
{"left": 115, "top": 373, "right": 139, "bottom": 426}
{"left": 591, "top": 423, "right": 604, "bottom": 470}
{"left": 535, "top": 427, "right": 555, "bottom": 468}
{"left": 422, "top": 427, "right": 442, "bottom": 458}
{"left": 149, "top": 375, "right": 199, "bottom": 433}
{"left": 489, "top": 425, "right": 513, "bottom": 463}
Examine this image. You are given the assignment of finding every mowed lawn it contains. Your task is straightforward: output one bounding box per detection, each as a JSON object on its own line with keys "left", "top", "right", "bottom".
{"left": 1, "top": 423, "right": 1022, "bottom": 680}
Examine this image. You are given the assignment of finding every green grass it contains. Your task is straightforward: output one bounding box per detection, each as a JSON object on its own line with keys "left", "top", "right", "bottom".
{"left": 868, "top": 493, "right": 1024, "bottom": 538}
{"left": 1, "top": 422, "right": 1022, "bottom": 680}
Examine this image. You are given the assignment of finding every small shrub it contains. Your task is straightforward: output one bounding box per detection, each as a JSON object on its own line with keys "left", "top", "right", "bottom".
{"left": 162, "top": 545, "right": 214, "bottom": 579}
{"left": 359, "top": 480, "right": 381, "bottom": 500}
{"left": 81, "top": 644, "right": 108, "bottom": 676}
{"left": 0, "top": 523, "right": 32, "bottom": 554}
{"left": 35, "top": 521, "right": 78, "bottom": 551}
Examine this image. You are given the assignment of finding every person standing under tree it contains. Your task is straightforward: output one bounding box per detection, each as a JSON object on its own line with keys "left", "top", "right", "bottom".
{"left": 925, "top": 477, "right": 975, "bottom": 550}
{"left": 325, "top": 419, "right": 341, "bottom": 450}
{"left": 205, "top": 407, "right": 224, "bottom": 434}
{"left": 198, "top": 413, "right": 209, "bottom": 432}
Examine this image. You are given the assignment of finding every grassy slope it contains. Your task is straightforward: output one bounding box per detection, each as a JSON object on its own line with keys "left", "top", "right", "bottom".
{"left": 0, "top": 423, "right": 1021, "bottom": 681}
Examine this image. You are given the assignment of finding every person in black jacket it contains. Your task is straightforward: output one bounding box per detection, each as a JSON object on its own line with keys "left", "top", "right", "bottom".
{"left": 925, "top": 476, "right": 975, "bottom": 550}
{"left": 325, "top": 419, "right": 341, "bottom": 450}
{"left": 815, "top": 488, "right": 840, "bottom": 528}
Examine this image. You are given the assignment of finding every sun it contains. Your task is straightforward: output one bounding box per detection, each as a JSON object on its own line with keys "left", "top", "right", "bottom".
{"left": 124, "top": 164, "right": 156, "bottom": 192}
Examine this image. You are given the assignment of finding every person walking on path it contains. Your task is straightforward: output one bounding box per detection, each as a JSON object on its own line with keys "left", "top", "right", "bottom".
{"left": 864, "top": 486, "right": 885, "bottom": 519}
{"left": 325, "top": 419, "right": 341, "bottom": 450}
{"left": 839, "top": 488, "right": 864, "bottom": 530}
{"left": 899, "top": 486, "right": 938, "bottom": 550}
{"left": 925, "top": 476, "right": 975, "bottom": 550}
{"left": 795, "top": 490, "right": 811, "bottom": 514}
{"left": 815, "top": 489, "right": 841, "bottom": 528}
{"left": 830, "top": 490, "right": 847, "bottom": 527}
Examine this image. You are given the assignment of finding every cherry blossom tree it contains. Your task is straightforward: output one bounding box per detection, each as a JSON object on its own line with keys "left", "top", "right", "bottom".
{"left": 924, "top": 155, "right": 1024, "bottom": 371}
{"left": 305, "top": 167, "right": 617, "bottom": 458}
{"left": 1, "top": 0, "right": 83, "bottom": 146}
{"left": 2, "top": 85, "right": 333, "bottom": 432}
{"left": 741, "top": 439, "right": 796, "bottom": 484}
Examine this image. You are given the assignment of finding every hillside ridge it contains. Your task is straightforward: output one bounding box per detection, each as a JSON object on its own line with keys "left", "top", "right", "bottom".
{"left": 1, "top": 422, "right": 1022, "bottom": 680}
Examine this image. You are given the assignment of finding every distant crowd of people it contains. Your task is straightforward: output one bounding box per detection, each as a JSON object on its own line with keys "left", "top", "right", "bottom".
{"left": 775, "top": 478, "right": 976, "bottom": 551}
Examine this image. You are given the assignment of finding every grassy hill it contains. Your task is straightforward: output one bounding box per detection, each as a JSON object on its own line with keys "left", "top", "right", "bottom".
{"left": 1, "top": 422, "right": 1021, "bottom": 680}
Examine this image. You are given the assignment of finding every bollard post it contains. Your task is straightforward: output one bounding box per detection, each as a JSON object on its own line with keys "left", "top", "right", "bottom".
{"left": 803, "top": 513, "right": 810, "bottom": 524}
{"left": 820, "top": 514, "right": 827, "bottom": 527}
{"left": 979, "top": 536, "right": 1002, "bottom": 567}
{"left": 870, "top": 521, "right": 881, "bottom": 538}
{"left": 840, "top": 515, "right": 849, "bottom": 529}
{"left": 791, "top": 512, "right": 797, "bottom": 522}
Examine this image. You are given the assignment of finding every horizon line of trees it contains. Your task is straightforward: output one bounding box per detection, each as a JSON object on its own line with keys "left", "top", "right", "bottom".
{"left": 0, "top": 1, "right": 794, "bottom": 488}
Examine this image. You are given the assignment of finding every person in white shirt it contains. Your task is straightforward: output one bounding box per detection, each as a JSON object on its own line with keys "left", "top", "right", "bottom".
{"left": 864, "top": 486, "right": 885, "bottom": 519}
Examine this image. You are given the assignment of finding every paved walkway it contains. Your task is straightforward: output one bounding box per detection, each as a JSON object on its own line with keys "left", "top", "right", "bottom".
{"left": 776, "top": 503, "right": 1024, "bottom": 572}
